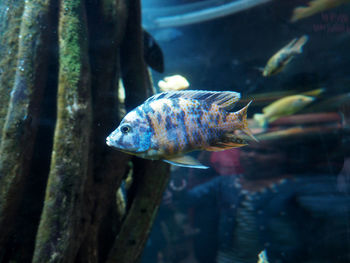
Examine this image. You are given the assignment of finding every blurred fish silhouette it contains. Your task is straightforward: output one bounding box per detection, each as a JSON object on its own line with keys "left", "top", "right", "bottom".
{"left": 153, "top": 28, "right": 183, "bottom": 42}
{"left": 107, "top": 90, "right": 256, "bottom": 169}
{"left": 143, "top": 30, "right": 164, "bottom": 73}
{"left": 158, "top": 74, "right": 190, "bottom": 92}
{"left": 290, "top": 0, "right": 350, "bottom": 23}
{"left": 257, "top": 249, "right": 269, "bottom": 263}
{"left": 261, "top": 35, "right": 309, "bottom": 77}
{"left": 254, "top": 94, "right": 315, "bottom": 127}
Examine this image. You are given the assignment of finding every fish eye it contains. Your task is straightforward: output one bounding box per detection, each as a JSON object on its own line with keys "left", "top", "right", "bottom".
{"left": 120, "top": 124, "right": 132, "bottom": 134}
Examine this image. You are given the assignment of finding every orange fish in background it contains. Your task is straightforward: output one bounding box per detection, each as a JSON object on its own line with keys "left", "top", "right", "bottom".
{"left": 106, "top": 90, "right": 256, "bottom": 169}
{"left": 290, "top": 0, "right": 350, "bottom": 23}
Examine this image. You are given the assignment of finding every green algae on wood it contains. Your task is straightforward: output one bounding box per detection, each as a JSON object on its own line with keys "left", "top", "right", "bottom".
{"left": 0, "top": 0, "right": 53, "bottom": 249}
{"left": 0, "top": 0, "right": 24, "bottom": 142}
{"left": 32, "top": 1, "right": 92, "bottom": 262}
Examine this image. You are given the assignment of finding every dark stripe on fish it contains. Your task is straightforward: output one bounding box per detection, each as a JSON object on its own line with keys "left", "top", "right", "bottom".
{"left": 176, "top": 111, "right": 185, "bottom": 123}
{"left": 145, "top": 113, "right": 154, "bottom": 131}
{"left": 201, "top": 102, "right": 211, "bottom": 112}
{"left": 215, "top": 114, "right": 220, "bottom": 125}
{"left": 119, "top": 134, "right": 134, "bottom": 148}
{"left": 196, "top": 115, "right": 202, "bottom": 126}
{"left": 135, "top": 107, "right": 145, "bottom": 118}
{"left": 139, "top": 126, "right": 148, "bottom": 132}
{"left": 142, "top": 102, "right": 155, "bottom": 115}
{"left": 209, "top": 114, "right": 215, "bottom": 122}
{"left": 157, "top": 112, "right": 162, "bottom": 123}
{"left": 132, "top": 119, "right": 140, "bottom": 126}
{"left": 171, "top": 98, "right": 180, "bottom": 110}
{"left": 197, "top": 109, "right": 203, "bottom": 125}
{"left": 132, "top": 132, "right": 139, "bottom": 146}
{"left": 176, "top": 110, "right": 189, "bottom": 148}
{"left": 165, "top": 115, "right": 174, "bottom": 130}
{"left": 192, "top": 131, "right": 202, "bottom": 146}
{"left": 162, "top": 103, "right": 172, "bottom": 113}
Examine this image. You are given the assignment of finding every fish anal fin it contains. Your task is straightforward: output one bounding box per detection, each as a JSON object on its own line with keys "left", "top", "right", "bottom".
{"left": 163, "top": 155, "right": 209, "bottom": 169}
{"left": 206, "top": 142, "right": 247, "bottom": 151}
{"left": 206, "top": 134, "right": 248, "bottom": 151}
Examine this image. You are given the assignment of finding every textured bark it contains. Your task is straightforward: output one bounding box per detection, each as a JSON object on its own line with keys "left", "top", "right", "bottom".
{"left": 75, "top": 1, "right": 129, "bottom": 262}
{"left": 32, "top": 1, "right": 92, "bottom": 262}
{"left": 106, "top": 1, "right": 170, "bottom": 262}
{"left": 0, "top": 0, "right": 170, "bottom": 261}
{"left": 121, "top": 0, "right": 154, "bottom": 111}
{"left": 0, "top": 0, "right": 24, "bottom": 140}
{"left": 106, "top": 159, "right": 170, "bottom": 263}
{"left": 0, "top": 0, "right": 52, "bottom": 250}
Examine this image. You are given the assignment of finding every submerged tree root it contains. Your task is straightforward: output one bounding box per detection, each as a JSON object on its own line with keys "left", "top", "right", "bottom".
{"left": 0, "top": 0, "right": 169, "bottom": 262}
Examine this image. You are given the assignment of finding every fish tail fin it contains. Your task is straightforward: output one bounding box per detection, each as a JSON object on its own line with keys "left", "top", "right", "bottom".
{"left": 253, "top": 113, "right": 268, "bottom": 129}
{"left": 235, "top": 101, "right": 258, "bottom": 142}
{"left": 290, "top": 7, "right": 306, "bottom": 23}
{"left": 291, "top": 35, "right": 309, "bottom": 54}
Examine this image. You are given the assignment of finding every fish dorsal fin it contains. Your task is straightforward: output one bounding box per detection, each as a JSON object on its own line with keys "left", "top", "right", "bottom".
{"left": 163, "top": 155, "right": 209, "bottom": 169}
{"left": 146, "top": 90, "right": 241, "bottom": 111}
{"left": 284, "top": 38, "right": 298, "bottom": 49}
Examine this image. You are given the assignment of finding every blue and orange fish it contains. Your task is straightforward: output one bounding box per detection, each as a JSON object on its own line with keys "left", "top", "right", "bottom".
{"left": 106, "top": 90, "right": 256, "bottom": 169}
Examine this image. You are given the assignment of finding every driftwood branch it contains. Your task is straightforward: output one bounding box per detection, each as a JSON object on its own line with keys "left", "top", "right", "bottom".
{"left": 0, "top": 0, "right": 52, "bottom": 250}
{"left": 76, "top": 0, "right": 130, "bottom": 262}
{"left": 0, "top": 0, "right": 24, "bottom": 140}
{"left": 106, "top": 0, "right": 170, "bottom": 262}
{"left": 0, "top": 0, "right": 170, "bottom": 261}
{"left": 107, "top": 159, "right": 170, "bottom": 263}
{"left": 32, "top": 0, "right": 92, "bottom": 261}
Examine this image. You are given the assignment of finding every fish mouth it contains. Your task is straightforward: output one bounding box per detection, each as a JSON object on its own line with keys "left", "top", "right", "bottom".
{"left": 106, "top": 137, "right": 139, "bottom": 153}
{"left": 106, "top": 137, "right": 116, "bottom": 147}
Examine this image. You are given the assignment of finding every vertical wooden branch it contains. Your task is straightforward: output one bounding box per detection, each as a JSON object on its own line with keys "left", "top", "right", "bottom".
{"left": 0, "top": 0, "right": 52, "bottom": 249}
{"left": 121, "top": 0, "right": 154, "bottom": 111}
{"left": 106, "top": 0, "right": 170, "bottom": 262}
{"left": 0, "top": 0, "right": 24, "bottom": 139}
{"left": 32, "top": 0, "right": 92, "bottom": 262}
{"left": 107, "top": 160, "right": 170, "bottom": 263}
{"left": 76, "top": 0, "right": 130, "bottom": 261}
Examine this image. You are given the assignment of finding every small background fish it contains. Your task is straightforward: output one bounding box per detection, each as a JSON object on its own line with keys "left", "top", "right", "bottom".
{"left": 257, "top": 249, "right": 269, "bottom": 263}
{"left": 254, "top": 94, "right": 315, "bottom": 127}
{"left": 290, "top": 0, "right": 350, "bottom": 22}
{"left": 107, "top": 90, "right": 255, "bottom": 169}
{"left": 143, "top": 30, "right": 164, "bottom": 73}
{"left": 158, "top": 75, "right": 190, "bottom": 92}
{"left": 262, "top": 35, "right": 309, "bottom": 77}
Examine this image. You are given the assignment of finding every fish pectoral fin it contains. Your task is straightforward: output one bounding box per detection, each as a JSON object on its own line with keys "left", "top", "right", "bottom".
{"left": 163, "top": 155, "right": 209, "bottom": 169}
{"left": 206, "top": 134, "right": 248, "bottom": 151}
